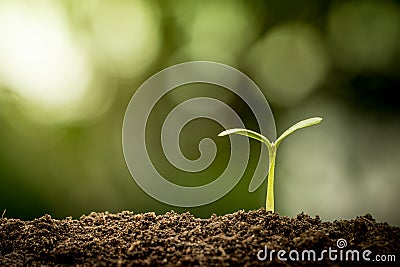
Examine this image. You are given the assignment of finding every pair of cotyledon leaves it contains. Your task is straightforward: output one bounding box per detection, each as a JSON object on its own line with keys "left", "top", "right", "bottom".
{"left": 218, "top": 117, "right": 322, "bottom": 192}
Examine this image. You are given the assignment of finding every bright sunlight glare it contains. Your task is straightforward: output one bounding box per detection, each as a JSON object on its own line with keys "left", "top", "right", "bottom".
{"left": 0, "top": 1, "right": 92, "bottom": 111}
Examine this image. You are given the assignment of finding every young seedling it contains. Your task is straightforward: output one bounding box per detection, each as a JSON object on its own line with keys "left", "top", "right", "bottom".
{"left": 218, "top": 117, "right": 322, "bottom": 212}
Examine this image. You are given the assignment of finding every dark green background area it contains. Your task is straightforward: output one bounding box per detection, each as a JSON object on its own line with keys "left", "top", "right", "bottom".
{"left": 0, "top": 0, "right": 399, "bottom": 225}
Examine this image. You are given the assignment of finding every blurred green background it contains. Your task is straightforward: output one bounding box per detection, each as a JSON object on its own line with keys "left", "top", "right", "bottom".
{"left": 0, "top": 0, "right": 399, "bottom": 225}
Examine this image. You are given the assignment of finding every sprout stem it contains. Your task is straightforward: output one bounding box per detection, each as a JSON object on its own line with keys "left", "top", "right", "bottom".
{"left": 266, "top": 143, "right": 276, "bottom": 212}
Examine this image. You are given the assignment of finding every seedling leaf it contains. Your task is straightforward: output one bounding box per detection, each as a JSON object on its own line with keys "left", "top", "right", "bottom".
{"left": 218, "top": 128, "right": 272, "bottom": 149}
{"left": 275, "top": 117, "right": 322, "bottom": 147}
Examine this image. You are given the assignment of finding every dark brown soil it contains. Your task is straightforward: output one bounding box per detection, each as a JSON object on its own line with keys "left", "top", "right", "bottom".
{"left": 1, "top": 209, "right": 399, "bottom": 266}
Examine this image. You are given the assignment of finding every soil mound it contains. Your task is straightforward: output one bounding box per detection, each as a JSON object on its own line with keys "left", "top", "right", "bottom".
{"left": 1, "top": 209, "right": 399, "bottom": 266}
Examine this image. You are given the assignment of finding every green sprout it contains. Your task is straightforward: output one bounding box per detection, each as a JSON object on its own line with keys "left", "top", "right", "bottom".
{"left": 218, "top": 117, "right": 322, "bottom": 212}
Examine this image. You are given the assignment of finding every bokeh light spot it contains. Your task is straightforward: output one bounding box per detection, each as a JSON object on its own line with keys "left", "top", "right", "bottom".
{"left": 328, "top": 0, "right": 400, "bottom": 71}
{"left": 0, "top": 1, "right": 92, "bottom": 116}
{"left": 250, "top": 24, "right": 328, "bottom": 106}
{"left": 91, "top": 0, "right": 161, "bottom": 78}
{"left": 174, "top": 1, "right": 256, "bottom": 65}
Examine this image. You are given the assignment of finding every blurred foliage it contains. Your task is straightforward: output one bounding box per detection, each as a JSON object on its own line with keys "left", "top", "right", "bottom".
{"left": 0, "top": 0, "right": 399, "bottom": 225}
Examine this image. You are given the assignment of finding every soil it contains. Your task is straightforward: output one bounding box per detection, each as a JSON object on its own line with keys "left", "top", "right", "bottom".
{"left": 1, "top": 209, "right": 399, "bottom": 266}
